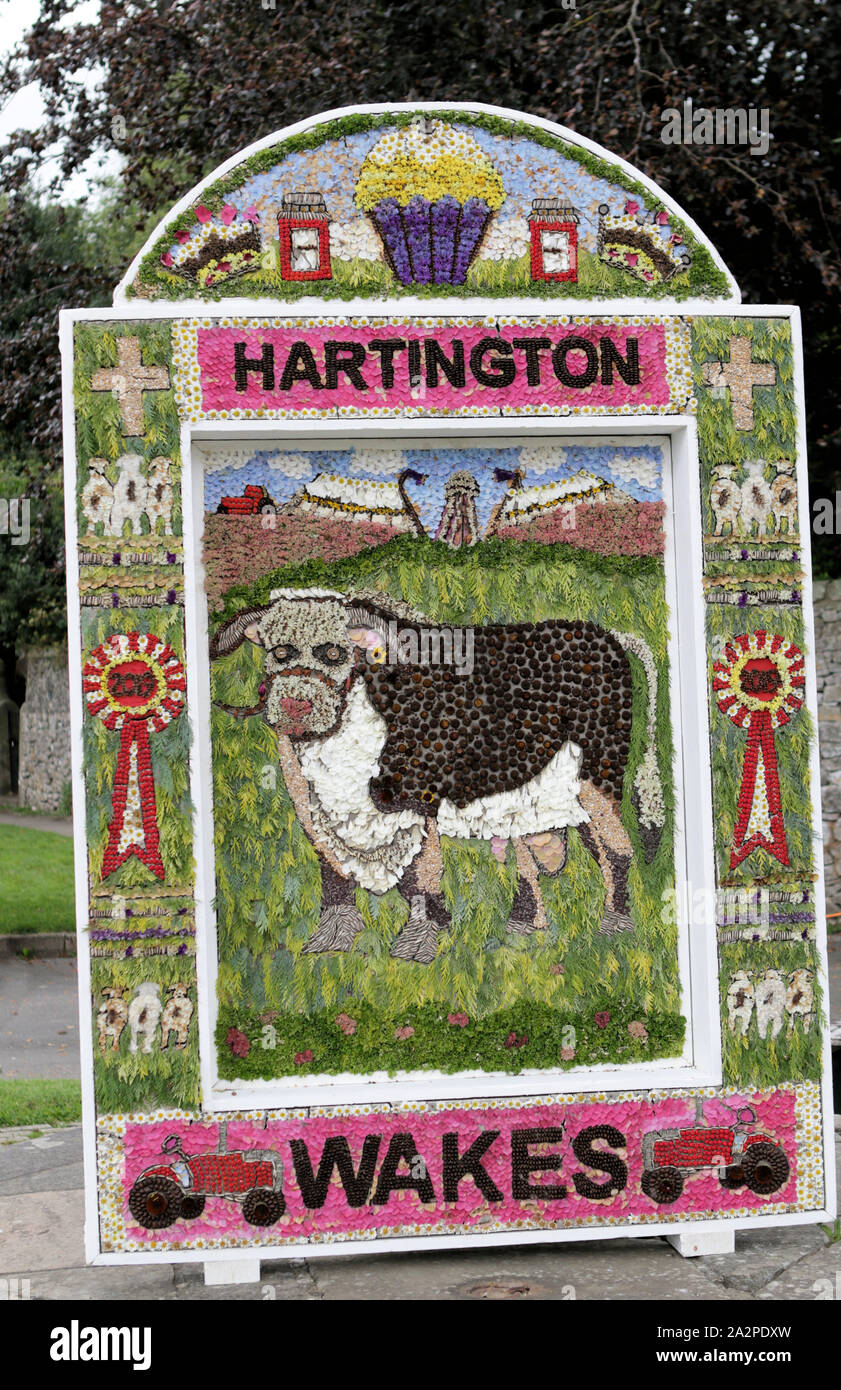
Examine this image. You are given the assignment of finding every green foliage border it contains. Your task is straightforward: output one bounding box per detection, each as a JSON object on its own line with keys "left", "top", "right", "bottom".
{"left": 693, "top": 316, "right": 822, "bottom": 1087}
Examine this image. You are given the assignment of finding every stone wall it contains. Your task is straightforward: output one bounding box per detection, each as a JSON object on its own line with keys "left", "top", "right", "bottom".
{"left": 813, "top": 579, "right": 841, "bottom": 913}
{"left": 17, "top": 647, "right": 72, "bottom": 813}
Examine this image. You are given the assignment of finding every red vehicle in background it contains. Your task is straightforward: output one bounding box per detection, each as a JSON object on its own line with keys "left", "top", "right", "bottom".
{"left": 128, "top": 1125, "right": 285, "bottom": 1229}
{"left": 641, "top": 1098, "right": 789, "bottom": 1204}
{"left": 217, "top": 484, "right": 277, "bottom": 516}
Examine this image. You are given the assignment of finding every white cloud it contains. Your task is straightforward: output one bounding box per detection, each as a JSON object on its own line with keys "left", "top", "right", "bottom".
{"left": 329, "top": 218, "right": 383, "bottom": 263}
{"left": 202, "top": 447, "right": 259, "bottom": 475}
{"left": 476, "top": 216, "right": 529, "bottom": 261}
{"left": 203, "top": 447, "right": 314, "bottom": 478}
{"left": 266, "top": 453, "right": 315, "bottom": 479}
{"left": 517, "top": 444, "right": 568, "bottom": 476}
{"left": 347, "top": 448, "right": 406, "bottom": 476}
{"left": 606, "top": 451, "right": 661, "bottom": 490}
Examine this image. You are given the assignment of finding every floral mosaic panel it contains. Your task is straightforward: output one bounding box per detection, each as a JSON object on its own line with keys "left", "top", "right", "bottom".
{"left": 204, "top": 438, "right": 683, "bottom": 1079}
{"left": 132, "top": 112, "right": 731, "bottom": 303}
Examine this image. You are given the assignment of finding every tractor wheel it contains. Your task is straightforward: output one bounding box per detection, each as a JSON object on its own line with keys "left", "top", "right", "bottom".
{"left": 128, "top": 1175, "right": 184, "bottom": 1229}
{"left": 180, "top": 1194, "right": 206, "bottom": 1220}
{"left": 259, "top": 502, "right": 277, "bottom": 515}
{"left": 641, "top": 1166, "right": 684, "bottom": 1204}
{"left": 742, "top": 1142, "right": 789, "bottom": 1196}
{"left": 720, "top": 1164, "right": 746, "bottom": 1189}
{"left": 243, "top": 1187, "right": 284, "bottom": 1227}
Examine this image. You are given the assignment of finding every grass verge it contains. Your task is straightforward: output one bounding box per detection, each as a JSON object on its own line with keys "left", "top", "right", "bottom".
{"left": 0, "top": 825, "right": 76, "bottom": 934}
{"left": 0, "top": 1079, "right": 82, "bottom": 1128}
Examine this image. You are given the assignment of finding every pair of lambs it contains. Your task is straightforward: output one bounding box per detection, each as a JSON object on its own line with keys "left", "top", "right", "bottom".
{"left": 81, "top": 454, "right": 174, "bottom": 537}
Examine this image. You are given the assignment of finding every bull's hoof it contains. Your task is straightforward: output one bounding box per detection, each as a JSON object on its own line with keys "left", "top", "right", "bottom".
{"left": 390, "top": 896, "right": 442, "bottom": 965}
{"left": 301, "top": 904, "right": 364, "bottom": 954}
{"left": 598, "top": 908, "right": 634, "bottom": 936}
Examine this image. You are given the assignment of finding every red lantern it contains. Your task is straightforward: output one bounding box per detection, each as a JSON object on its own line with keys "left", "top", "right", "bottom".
{"left": 278, "top": 192, "right": 331, "bottom": 281}
{"left": 529, "top": 200, "right": 579, "bottom": 283}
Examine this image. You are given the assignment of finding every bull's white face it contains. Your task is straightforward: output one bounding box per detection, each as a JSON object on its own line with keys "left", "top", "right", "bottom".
{"left": 251, "top": 596, "right": 363, "bottom": 740}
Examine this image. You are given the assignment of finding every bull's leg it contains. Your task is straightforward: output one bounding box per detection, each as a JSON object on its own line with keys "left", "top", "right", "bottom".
{"left": 390, "top": 821, "right": 450, "bottom": 965}
{"left": 506, "top": 839, "right": 549, "bottom": 936}
{"left": 301, "top": 860, "right": 365, "bottom": 954}
{"left": 578, "top": 780, "right": 635, "bottom": 935}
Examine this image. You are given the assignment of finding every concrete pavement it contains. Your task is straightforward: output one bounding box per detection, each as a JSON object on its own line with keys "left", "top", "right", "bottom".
{"left": 0, "top": 1120, "right": 839, "bottom": 1300}
{"left": 0, "top": 958, "right": 79, "bottom": 1079}
{"left": 0, "top": 810, "right": 73, "bottom": 837}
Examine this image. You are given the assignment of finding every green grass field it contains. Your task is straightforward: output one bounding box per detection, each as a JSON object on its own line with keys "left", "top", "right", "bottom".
{"left": 152, "top": 245, "right": 710, "bottom": 305}
{"left": 210, "top": 535, "right": 683, "bottom": 1077}
{"left": 0, "top": 1079, "right": 81, "bottom": 1128}
{"left": 0, "top": 825, "right": 76, "bottom": 934}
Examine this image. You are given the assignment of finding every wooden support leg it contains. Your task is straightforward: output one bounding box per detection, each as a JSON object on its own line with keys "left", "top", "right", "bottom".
{"left": 204, "top": 1259, "right": 262, "bottom": 1285}
{"left": 666, "top": 1230, "right": 735, "bottom": 1257}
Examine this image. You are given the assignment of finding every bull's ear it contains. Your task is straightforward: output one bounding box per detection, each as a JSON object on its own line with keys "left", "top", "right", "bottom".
{"left": 243, "top": 622, "right": 263, "bottom": 646}
{"left": 209, "top": 605, "right": 268, "bottom": 660}
{"left": 346, "top": 607, "right": 389, "bottom": 666}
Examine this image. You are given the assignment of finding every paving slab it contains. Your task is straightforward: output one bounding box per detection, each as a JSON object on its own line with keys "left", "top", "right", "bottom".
{"left": 170, "top": 1260, "right": 319, "bottom": 1301}
{"left": 0, "top": 1124, "right": 84, "bottom": 1196}
{"left": 695, "top": 1224, "right": 830, "bottom": 1293}
{"left": 757, "top": 1239, "right": 841, "bottom": 1300}
{"left": 303, "top": 1238, "right": 752, "bottom": 1302}
{"left": 18, "top": 1263, "right": 177, "bottom": 1302}
{"left": 0, "top": 1187, "right": 85, "bottom": 1273}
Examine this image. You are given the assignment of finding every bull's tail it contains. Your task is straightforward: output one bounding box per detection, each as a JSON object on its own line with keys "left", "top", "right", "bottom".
{"left": 613, "top": 631, "right": 666, "bottom": 854}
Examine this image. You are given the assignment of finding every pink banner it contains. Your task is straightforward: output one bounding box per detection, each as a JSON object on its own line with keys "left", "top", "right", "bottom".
{"left": 118, "top": 1089, "right": 796, "bottom": 1248}
{"left": 194, "top": 321, "right": 672, "bottom": 416}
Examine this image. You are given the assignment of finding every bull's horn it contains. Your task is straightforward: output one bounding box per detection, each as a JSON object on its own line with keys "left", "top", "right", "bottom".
{"left": 209, "top": 605, "right": 268, "bottom": 660}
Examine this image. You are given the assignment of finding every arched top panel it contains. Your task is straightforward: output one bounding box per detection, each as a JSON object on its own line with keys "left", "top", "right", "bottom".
{"left": 117, "top": 102, "right": 739, "bottom": 307}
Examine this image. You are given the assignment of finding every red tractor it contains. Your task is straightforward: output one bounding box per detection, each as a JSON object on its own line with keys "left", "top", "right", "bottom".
{"left": 217, "top": 484, "right": 277, "bottom": 516}
{"left": 641, "top": 1098, "right": 789, "bottom": 1205}
{"left": 128, "top": 1125, "right": 285, "bottom": 1229}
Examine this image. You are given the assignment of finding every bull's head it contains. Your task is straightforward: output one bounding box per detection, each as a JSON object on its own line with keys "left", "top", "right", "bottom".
{"left": 209, "top": 587, "right": 395, "bottom": 740}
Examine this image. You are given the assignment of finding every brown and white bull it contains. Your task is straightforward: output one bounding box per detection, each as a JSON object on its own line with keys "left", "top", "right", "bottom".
{"left": 210, "top": 588, "right": 665, "bottom": 962}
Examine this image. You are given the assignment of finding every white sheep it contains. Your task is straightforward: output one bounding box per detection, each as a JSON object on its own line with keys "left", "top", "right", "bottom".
{"left": 128, "top": 981, "right": 162, "bottom": 1055}
{"left": 726, "top": 970, "right": 755, "bottom": 1035}
{"left": 756, "top": 968, "right": 787, "bottom": 1040}
{"left": 739, "top": 459, "right": 773, "bottom": 537}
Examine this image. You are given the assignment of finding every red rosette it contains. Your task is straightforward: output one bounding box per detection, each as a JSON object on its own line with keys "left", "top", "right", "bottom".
{"left": 711, "top": 630, "right": 804, "bottom": 868}
{"left": 83, "top": 633, "right": 186, "bottom": 879}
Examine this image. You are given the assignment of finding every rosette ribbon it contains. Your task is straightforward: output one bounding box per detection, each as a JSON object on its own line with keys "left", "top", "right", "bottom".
{"left": 712, "top": 631, "right": 804, "bottom": 868}
{"left": 83, "top": 633, "right": 186, "bottom": 879}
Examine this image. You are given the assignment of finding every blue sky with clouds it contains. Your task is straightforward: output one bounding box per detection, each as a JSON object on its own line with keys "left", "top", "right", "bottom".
{"left": 203, "top": 440, "right": 665, "bottom": 533}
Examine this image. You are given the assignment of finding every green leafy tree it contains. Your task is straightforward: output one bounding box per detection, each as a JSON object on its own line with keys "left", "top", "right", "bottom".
{"left": 0, "top": 456, "right": 66, "bottom": 699}
{"left": 0, "top": 0, "right": 837, "bottom": 560}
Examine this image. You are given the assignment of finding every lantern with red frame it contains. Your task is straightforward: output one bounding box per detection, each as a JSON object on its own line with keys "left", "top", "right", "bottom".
{"left": 278, "top": 192, "right": 331, "bottom": 281}
{"left": 529, "top": 199, "right": 580, "bottom": 282}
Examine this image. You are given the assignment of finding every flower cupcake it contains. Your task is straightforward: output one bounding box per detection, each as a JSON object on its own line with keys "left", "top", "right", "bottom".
{"left": 354, "top": 118, "right": 505, "bottom": 285}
